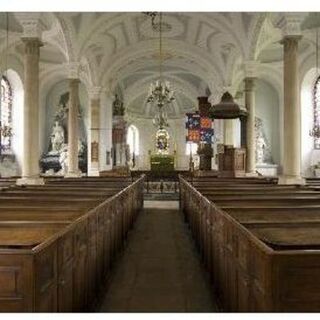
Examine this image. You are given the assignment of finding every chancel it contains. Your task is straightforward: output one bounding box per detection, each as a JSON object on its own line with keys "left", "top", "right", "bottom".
{"left": 2, "top": 10, "right": 320, "bottom": 313}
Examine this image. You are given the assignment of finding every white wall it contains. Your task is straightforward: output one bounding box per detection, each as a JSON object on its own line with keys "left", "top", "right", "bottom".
{"left": 255, "top": 79, "right": 280, "bottom": 165}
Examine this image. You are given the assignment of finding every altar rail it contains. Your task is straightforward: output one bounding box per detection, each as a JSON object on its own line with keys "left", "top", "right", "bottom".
{"left": 0, "top": 175, "right": 144, "bottom": 312}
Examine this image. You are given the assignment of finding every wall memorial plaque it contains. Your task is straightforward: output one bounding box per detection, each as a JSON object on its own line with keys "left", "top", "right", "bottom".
{"left": 91, "top": 141, "right": 99, "bottom": 162}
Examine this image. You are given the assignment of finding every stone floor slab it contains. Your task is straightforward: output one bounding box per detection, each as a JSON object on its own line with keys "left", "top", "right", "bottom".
{"left": 97, "top": 201, "right": 219, "bottom": 312}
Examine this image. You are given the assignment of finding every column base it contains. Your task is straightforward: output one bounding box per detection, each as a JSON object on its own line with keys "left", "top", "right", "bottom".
{"left": 16, "top": 177, "right": 45, "bottom": 186}
{"left": 278, "top": 175, "right": 306, "bottom": 185}
{"left": 88, "top": 170, "right": 100, "bottom": 177}
{"left": 245, "top": 171, "right": 259, "bottom": 177}
{"left": 65, "top": 171, "right": 82, "bottom": 178}
{"left": 88, "top": 162, "right": 100, "bottom": 177}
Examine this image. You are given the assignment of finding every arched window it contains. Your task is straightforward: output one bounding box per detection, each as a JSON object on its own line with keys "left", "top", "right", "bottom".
{"left": 185, "top": 142, "right": 198, "bottom": 155}
{"left": 0, "top": 76, "right": 13, "bottom": 153}
{"left": 127, "top": 125, "right": 139, "bottom": 155}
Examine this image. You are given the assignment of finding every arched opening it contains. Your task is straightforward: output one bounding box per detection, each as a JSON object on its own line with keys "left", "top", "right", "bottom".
{"left": 0, "top": 70, "right": 24, "bottom": 177}
{"left": 0, "top": 76, "right": 13, "bottom": 153}
{"left": 313, "top": 75, "right": 320, "bottom": 149}
{"left": 127, "top": 124, "right": 139, "bottom": 156}
{"left": 301, "top": 68, "right": 320, "bottom": 177}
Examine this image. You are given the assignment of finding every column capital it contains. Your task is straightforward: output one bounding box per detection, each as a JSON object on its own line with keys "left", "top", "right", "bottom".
{"left": 243, "top": 61, "right": 259, "bottom": 78}
{"left": 15, "top": 14, "right": 43, "bottom": 39}
{"left": 280, "top": 35, "right": 302, "bottom": 49}
{"left": 22, "top": 38, "right": 43, "bottom": 55}
{"left": 67, "top": 62, "right": 81, "bottom": 79}
{"left": 244, "top": 77, "right": 256, "bottom": 92}
{"left": 279, "top": 13, "right": 304, "bottom": 38}
{"left": 89, "top": 86, "right": 102, "bottom": 100}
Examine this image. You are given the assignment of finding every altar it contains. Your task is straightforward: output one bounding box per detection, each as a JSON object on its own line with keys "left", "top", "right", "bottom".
{"left": 150, "top": 154, "right": 175, "bottom": 172}
{"left": 149, "top": 127, "right": 175, "bottom": 173}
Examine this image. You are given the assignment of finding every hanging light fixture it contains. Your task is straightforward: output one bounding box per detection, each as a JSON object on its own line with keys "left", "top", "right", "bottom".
{"left": 145, "top": 12, "right": 174, "bottom": 128}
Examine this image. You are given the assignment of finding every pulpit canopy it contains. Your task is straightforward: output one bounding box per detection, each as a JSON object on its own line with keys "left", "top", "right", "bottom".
{"left": 210, "top": 91, "right": 247, "bottom": 119}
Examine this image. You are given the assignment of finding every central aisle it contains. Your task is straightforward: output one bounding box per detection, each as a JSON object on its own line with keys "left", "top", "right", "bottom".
{"left": 98, "top": 200, "right": 219, "bottom": 312}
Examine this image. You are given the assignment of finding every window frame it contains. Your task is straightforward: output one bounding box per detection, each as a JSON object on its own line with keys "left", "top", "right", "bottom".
{"left": 0, "top": 76, "right": 13, "bottom": 153}
{"left": 127, "top": 124, "right": 139, "bottom": 156}
{"left": 313, "top": 76, "right": 320, "bottom": 149}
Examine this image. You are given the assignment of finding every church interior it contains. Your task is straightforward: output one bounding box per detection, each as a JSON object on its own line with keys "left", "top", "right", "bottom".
{"left": 1, "top": 11, "right": 320, "bottom": 313}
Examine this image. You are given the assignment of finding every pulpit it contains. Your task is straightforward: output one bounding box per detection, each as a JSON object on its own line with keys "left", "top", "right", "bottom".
{"left": 218, "top": 145, "right": 246, "bottom": 177}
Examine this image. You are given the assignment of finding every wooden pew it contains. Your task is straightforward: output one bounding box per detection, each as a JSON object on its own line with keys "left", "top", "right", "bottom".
{"left": 0, "top": 175, "right": 145, "bottom": 312}
{"left": 179, "top": 175, "right": 320, "bottom": 312}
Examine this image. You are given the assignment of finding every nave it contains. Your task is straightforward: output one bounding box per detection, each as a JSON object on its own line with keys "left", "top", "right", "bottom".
{"left": 3, "top": 173, "right": 320, "bottom": 312}
{"left": 2, "top": 10, "right": 320, "bottom": 314}
{"left": 97, "top": 201, "right": 218, "bottom": 312}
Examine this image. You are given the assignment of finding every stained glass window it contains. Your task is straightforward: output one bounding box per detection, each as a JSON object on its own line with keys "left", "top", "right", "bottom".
{"left": 0, "top": 76, "right": 13, "bottom": 153}
{"left": 313, "top": 76, "right": 320, "bottom": 149}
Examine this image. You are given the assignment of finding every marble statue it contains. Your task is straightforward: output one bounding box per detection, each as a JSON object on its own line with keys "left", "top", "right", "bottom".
{"left": 49, "top": 121, "right": 65, "bottom": 154}
{"left": 113, "top": 94, "right": 125, "bottom": 116}
{"left": 255, "top": 117, "right": 272, "bottom": 164}
{"left": 78, "top": 140, "right": 85, "bottom": 156}
{"left": 58, "top": 144, "right": 68, "bottom": 174}
{"left": 256, "top": 134, "right": 267, "bottom": 164}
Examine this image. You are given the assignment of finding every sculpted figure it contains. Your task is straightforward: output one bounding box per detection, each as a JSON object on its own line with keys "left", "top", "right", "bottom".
{"left": 59, "top": 144, "right": 68, "bottom": 174}
{"left": 256, "top": 134, "right": 266, "bottom": 164}
{"left": 50, "top": 121, "right": 65, "bottom": 154}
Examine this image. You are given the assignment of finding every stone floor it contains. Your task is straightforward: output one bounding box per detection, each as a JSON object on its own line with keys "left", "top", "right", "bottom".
{"left": 97, "top": 200, "right": 219, "bottom": 312}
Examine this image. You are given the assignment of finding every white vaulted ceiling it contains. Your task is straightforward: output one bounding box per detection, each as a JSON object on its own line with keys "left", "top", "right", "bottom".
{"left": 0, "top": 12, "right": 315, "bottom": 119}
{"left": 53, "top": 12, "right": 263, "bottom": 118}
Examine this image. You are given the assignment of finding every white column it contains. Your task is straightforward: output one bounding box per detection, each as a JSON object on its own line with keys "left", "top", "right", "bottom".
{"left": 223, "top": 119, "right": 235, "bottom": 146}
{"left": 88, "top": 87, "right": 101, "bottom": 176}
{"left": 244, "top": 77, "right": 257, "bottom": 175}
{"left": 100, "top": 94, "right": 113, "bottom": 171}
{"left": 65, "top": 63, "right": 82, "bottom": 178}
{"left": 17, "top": 20, "right": 44, "bottom": 185}
{"left": 278, "top": 14, "right": 305, "bottom": 185}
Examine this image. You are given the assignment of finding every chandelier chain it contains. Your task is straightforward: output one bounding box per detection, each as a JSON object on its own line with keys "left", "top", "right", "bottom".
{"left": 159, "top": 12, "right": 163, "bottom": 81}
{"left": 145, "top": 12, "right": 174, "bottom": 129}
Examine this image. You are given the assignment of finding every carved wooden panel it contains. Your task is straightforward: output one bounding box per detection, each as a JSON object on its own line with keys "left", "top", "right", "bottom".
{"left": 35, "top": 242, "right": 58, "bottom": 312}
{"left": 57, "top": 230, "right": 74, "bottom": 312}
{"left": 73, "top": 221, "right": 88, "bottom": 311}
{"left": 87, "top": 214, "right": 98, "bottom": 304}
{"left": 0, "top": 254, "right": 33, "bottom": 312}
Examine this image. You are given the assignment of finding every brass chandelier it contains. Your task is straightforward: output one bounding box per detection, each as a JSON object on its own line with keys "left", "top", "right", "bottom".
{"left": 145, "top": 12, "right": 174, "bottom": 129}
